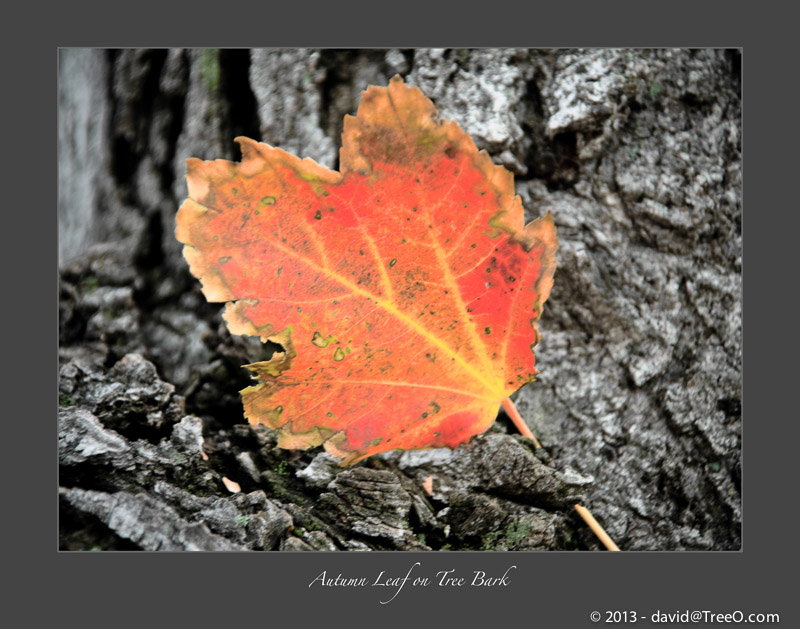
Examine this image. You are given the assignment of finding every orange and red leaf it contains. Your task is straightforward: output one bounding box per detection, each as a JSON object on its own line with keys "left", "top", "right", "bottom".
{"left": 175, "top": 76, "right": 557, "bottom": 465}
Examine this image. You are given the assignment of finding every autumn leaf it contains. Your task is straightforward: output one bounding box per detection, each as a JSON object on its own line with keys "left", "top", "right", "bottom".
{"left": 175, "top": 76, "right": 557, "bottom": 465}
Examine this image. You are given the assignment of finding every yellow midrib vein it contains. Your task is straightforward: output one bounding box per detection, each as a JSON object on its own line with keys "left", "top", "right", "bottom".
{"left": 266, "top": 235, "right": 505, "bottom": 400}
{"left": 423, "top": 196, "right": 500, "bottom": 388}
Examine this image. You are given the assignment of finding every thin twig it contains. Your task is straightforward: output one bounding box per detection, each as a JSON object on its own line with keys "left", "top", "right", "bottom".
{"left": 574, "top": 504, "right": 620, "bottom": 551}
{"left": 501, "top": 397, "right": 542, "bottom": 449}
{"left": 501, "top": 397, "right": 621, "bottom": 550}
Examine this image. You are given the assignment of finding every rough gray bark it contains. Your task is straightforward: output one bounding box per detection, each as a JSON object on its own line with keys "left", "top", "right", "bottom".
{"left": 58, "top": 48, "right": 741, "bottom": 551}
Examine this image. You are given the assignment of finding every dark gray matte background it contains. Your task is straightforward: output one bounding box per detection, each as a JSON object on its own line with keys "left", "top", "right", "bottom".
{"left": 13, "top": 1, "right": 790, "bottom": 625}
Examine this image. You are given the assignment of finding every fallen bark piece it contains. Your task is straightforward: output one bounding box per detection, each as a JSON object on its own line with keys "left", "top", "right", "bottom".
{"left": 59, "top": 487, "right": 244, "bottom": 551}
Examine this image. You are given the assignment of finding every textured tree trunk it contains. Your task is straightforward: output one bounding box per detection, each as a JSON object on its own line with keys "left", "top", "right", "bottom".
{"left": 58, "top": 48, "right": 741, "bottom": 550}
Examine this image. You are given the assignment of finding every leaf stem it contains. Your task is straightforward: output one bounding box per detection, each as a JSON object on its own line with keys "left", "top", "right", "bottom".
{"left": 574, "top": 504, "right": 620, "bottom": 551}
{"left": 501, "top": 397, "right": 542, "bottom": 449}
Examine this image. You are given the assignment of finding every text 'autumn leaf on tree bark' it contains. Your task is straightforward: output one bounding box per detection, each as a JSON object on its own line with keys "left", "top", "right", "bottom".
{"left": 175, "top": 75, "right": 557, "bottom": 465}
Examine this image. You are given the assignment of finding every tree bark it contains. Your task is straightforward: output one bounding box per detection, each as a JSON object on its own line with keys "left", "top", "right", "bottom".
{"left": 59, "top": 48, "right": 741, "bottom": 551}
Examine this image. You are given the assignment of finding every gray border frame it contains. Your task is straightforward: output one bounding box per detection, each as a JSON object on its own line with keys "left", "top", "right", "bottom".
{"left": 30, "top": 1, "right": 790, "bottom": 625}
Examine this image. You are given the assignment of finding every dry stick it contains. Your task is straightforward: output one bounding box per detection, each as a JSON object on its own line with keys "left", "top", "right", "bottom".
{"left": 502, "top": 396, "right": 621, "bottom": 551}
{"left": 574, "top": 504, "right": 620, "bottom": 551}
{"left": 501, "top": 397, "right": 542, "bottom": 449}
